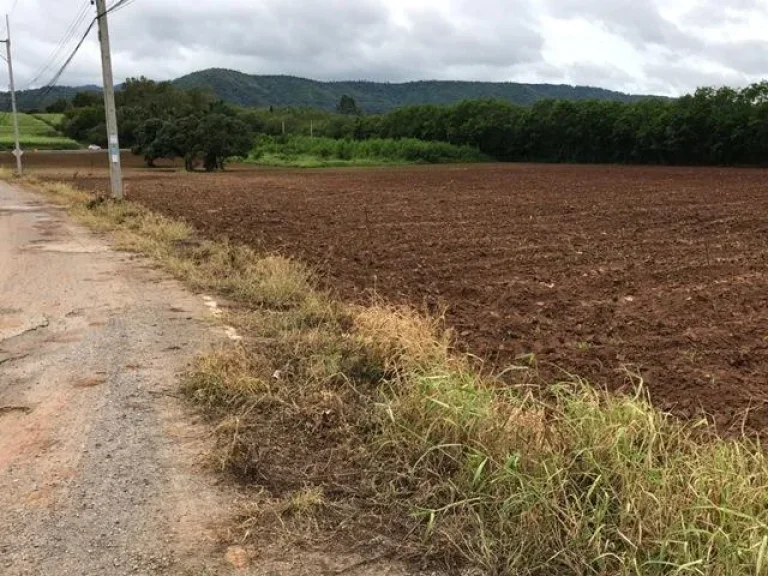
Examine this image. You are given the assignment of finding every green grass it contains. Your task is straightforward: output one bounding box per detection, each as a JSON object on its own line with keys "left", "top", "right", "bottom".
{"left": 0, "top": 112, "right": 79, "bottom": 150}
{"left": 0, "top": 135, "right": 79, "bottom": 150}
{"left": 31, "top": 113, "right": 65, "bottom": 129}
{"left": 248, "top": 135, "right": 487, "bottom": 167}
{"left": 251, "top": 152, "right": 407, "bottom": 168}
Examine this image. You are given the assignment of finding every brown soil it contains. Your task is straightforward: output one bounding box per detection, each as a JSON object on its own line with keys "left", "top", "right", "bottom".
{"left": 32, "top": 154, "right": 768, "bottom": 428}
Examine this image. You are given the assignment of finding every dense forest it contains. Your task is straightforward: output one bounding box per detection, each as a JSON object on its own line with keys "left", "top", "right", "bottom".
{"left": 172, "top": 69, "right": 650, "bottom": 112}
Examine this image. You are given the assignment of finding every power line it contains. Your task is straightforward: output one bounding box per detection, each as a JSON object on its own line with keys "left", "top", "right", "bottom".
{"left": 107, "top": 0, "right": 129, "bottom": 11}
{"left": 42, "top": 18, "right": 95, "bottom": 89}
{"left": 28, "top": 0, "right": 138, "bottom": 109}
{"left": 42, "top": 0, "right": 138, "bottom": 85}
{"left": 105, "top": 0, "right": 137, "bottom": 16}
{"left": 28, "top": 17, "right": 95, "bottom": 110}
{"left": 26, "top": 0, "right": 135, "bottom": 92}
{"left": 28, "top": 1, "right": 92, "bottom": 86}
{"left": 37, "top": 0, "right": 137, "bottom": 88}
{"left": 26, "top": 1, "right": 91, "bottom": 88}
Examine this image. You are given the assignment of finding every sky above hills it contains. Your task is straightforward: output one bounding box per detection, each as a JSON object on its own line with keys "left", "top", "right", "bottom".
{"left": 5, "top": 0, "right": 768, "bottom": 96}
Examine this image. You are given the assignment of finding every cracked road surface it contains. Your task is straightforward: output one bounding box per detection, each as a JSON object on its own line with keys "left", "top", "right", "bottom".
{"left": 0, "top": 181, "right": 236, "bottom": 575}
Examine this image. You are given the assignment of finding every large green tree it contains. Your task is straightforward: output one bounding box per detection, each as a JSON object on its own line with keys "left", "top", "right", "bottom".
{"left": 132, "top": 118, "right": 165, "bottom": 167}
{"left": 133, "top": 113, "right": 253, "bottom": 171}
{"left": 195, "top": 114, "right": 253, "bottom": 171}
{"left": 62, "top": 78, "right": 213, "bottom": 149}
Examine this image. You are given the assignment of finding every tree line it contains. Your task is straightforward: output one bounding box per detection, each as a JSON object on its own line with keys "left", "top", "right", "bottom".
{"left": 236, "top": 84, "right": 768, "bottom": 166}
{"left": 54, "top": 79, "right": 768, "bottom": 168}
{"left": 313, "top": 84, "right": 768, "bottom": 165}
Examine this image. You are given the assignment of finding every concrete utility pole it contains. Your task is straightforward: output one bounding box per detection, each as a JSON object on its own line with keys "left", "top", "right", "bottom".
{"left": 94, "top": 0, "right": 123, "bottom": 199}
{"left": 2, "top": 15, "right": 22, "bottom": 176}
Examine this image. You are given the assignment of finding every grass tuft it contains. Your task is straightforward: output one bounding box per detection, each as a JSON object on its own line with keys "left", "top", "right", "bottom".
{"left": 283, "top": 487, "right": 325, "bottom": 517}
{"left": 351, "top": 304, "right": 454, "bottom": 376}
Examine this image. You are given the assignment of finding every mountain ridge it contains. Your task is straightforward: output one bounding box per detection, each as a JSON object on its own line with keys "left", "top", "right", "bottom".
{"left": 1, "top": 68, "right": 661, "bottom": 113}
{"left": 171, "top": 68, "right": 657, "bottom": 113}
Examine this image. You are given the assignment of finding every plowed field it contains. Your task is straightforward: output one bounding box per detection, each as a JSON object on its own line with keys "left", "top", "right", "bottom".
{"left": 32, "top": 155, "right": 768, "bottom": 428}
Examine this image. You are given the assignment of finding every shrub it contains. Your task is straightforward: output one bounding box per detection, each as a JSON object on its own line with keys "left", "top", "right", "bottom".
{"left": 250, "top": 135, "right": 486, "bottom": 166}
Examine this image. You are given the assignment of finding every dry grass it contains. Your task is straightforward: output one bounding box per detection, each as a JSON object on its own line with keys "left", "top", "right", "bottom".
{"left": 22, "top": 176, "right": 768, "bottom": 576}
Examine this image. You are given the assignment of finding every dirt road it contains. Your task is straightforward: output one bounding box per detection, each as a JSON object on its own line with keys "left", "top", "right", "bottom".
{"left": 0, "top": 181, "right": 233, "bottom": 575}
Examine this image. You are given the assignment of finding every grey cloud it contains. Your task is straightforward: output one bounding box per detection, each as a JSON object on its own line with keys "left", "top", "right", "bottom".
{"left": 104, "top": 0, "right": 544, "bottom": 84}
{"left": 681, "top": 0, "right": 763, "bottom": 27}
{"left": 565, "top": 61, "right": 638, "bottom": 88}
{"left": 540, "top": 0, "right": 768, "bottom": 93}
{"left": 704, "top": 39, "right": 768, "bottom": 76}
{"left": 642, "top": 59, "right": 746, "bottom": 94}
{"left": 2, "top": 0, "right": 767, "bottom": 97}
{"left": 543, "top": 0, "right": 700, "bottom": 52}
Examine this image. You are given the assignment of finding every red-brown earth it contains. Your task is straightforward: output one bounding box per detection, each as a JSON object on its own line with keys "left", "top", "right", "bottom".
{"left": 25, "top": 154, "right": 768, "bottom": 428}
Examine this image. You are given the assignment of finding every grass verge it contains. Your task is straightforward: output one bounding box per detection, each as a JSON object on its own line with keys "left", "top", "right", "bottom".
{"left": 20, "top": 175, "right": 768, "bottom": 575}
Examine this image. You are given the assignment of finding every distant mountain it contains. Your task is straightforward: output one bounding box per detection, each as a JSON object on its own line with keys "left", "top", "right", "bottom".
{"left": 2, "top": 69, "right": 658, "bottom": 114}
{"left": 172, "top": 69, "right": 654, "bottom": 113}
{"left": 0, "top": 85, "right": 101, "bottom": 112}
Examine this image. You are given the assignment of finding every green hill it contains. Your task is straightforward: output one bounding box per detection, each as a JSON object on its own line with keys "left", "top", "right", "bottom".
{"left": 0, "top": 112, "right": 78, "bottom": 149}
{"left": 1, "top": 69, "right": 657, "bottom": 114}
{"left": 171, "top": 69, "right": 655, "bottom": 113}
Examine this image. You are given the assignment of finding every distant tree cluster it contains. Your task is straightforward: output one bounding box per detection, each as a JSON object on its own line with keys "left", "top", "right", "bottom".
{"left": 60, "top": 77, "right": 253, "bottom": 171}
{"left": 133, "top": 112, "right": 252, "bottom": 171}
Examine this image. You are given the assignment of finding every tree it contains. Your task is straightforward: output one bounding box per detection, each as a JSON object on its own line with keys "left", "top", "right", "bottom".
{"left": 132, "top": 118, "right": 166, "bottom": 167}
{"left": 134, "top": 113, "right": 253, "bottom": 172}
{"left": 72, "top": 91, "right": 102, "bottom": 108}
{"left": 195, "top": 114, "right": 253, "bottom": 171}
{"left": 46, "top": 99, "right": 69, "bottom": 113}
{"left": 337, "top": 95, "right": 360, "bottom": 115}
{"left": 158, "top": 116, "right": 203, "bottom": 171}
{"left": 62, "top": 105, "right": 106, "bottom": 144}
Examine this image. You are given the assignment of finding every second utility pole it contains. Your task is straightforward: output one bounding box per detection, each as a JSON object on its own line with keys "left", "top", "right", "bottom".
{"left": 2, "top": 15, "right": 22, "bottom": 176}
{"left": 94, "top": 0, "right": 123, "bottom": 199}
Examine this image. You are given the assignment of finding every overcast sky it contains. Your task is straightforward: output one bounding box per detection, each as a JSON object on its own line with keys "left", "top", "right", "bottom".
{"left": 4, "top": 0, "right": 768, "bottom": 96}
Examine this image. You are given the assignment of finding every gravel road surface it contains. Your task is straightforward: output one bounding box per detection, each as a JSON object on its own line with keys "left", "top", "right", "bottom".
{"left": 0, "top": 180, "right": 436, "bottom": 576}
{"left": 0, "top": 181, "right": 236, "bottom": 575}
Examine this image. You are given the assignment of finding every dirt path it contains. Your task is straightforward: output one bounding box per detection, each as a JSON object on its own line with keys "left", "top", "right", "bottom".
{"left": 0, "top": 181, "right": 236, "bottom": 575}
